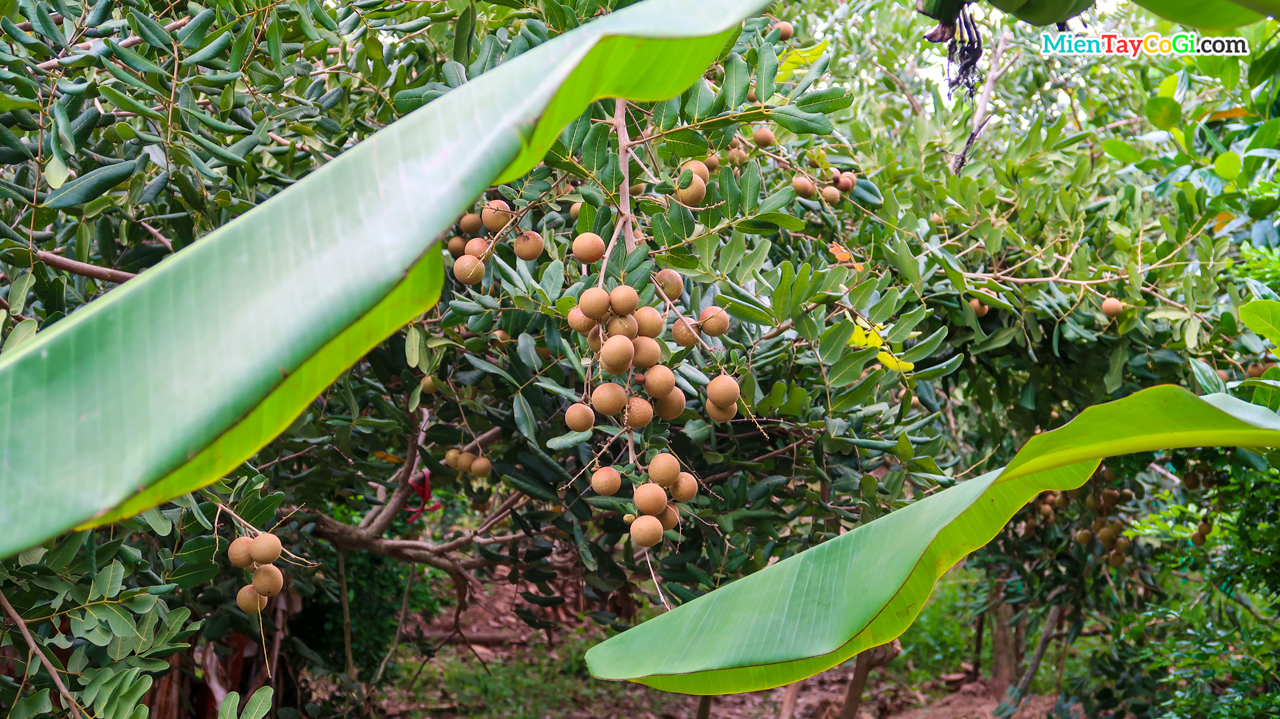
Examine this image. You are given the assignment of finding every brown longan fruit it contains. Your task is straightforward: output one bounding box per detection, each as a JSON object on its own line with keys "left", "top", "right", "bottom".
{"left": 600, "top": 335, "right": 635, "bottom": 374}
{"left": 421, "top": 376, "right": 439, "bottom": 394}
{"left": 836, "top": 173, "right": 854, "bottom": 192}
{"left": 1198, "top": 521, "right": 1213, "bottom": 536}
{"left": 459, "top": 213, "right": 482, "bottom": 234}
{"left": 567, "top": 306, "right": 596, "bottom": 334}
{"left": 455, "top": 451, "right": 476, "bottom": 474}
{"left": 704, "top": 155, "right": 720, "bottom": 171}
{"left": 635, "top": 306, "right": 665, "bottom": 338}
{"left": 820, "top": 185, "right": 840, "bottom": 204}
{"left": 591, "top": 383, "right": 627, "bottom": 415}
{"left": 1091, "top": 516, "right": 1106, "bottom": 532}
{"left": 774, "top": 20, "right": 794, "bottom": 40}
{"left": 1114, "top": 537, "right": 1131, "bottom": 553}
{"left": 481, "top": 199, "right": 512, "bottom": 233}
{"left": 464, "top": 237, "right": 489, "bottom": 258}
{"left": 607, "top": 314, "right": 639, "bottom": 339}
{"left": 253, "top": 564, "right": 284, "bottom": 597}
{"left": 644, "top": 365, "right": 676, "bottom": 398}
{"left": 454, "top": 255, "right": 486, "bottom": 285}
{"left": 699, "top": 306, "right": 729, "bottom": 337}
{"left": 626, "top": 397, "right": 653, "bottom": 428}
{"left": 444, "top": 448, "right": 461, "bottom": 467}
{"left": 1055, "top": 494, "right": 1070, "bottom": 509}
{"left": 655, "top": 269, "right": 684, "bottom": 300}
{"left": 591, "top": 467, "right": 621, "bottom": 496}
{"left": 632, "top": 336, "right": 661, "bottom": 369}
{"left": 706, "top": 400, "right": 738, "bottom": 422}
{"left": 578, "top": 287, "right": 611, "bottom": 319}
{"left": 1108, "top": 550, "right": 1126, "bottom": 567}
{"left": 249, "top": 533, "right": 282, "bottom": 565}
{"left": 672, "top": 317, "right": 700, "bottom": 347}
{"left": 969, "top": 298, "right": 989, "bottom": 317}
{"left": 1102, "top": 297, "right": 1123, "bottom": 318}
{"left": 1191, "top": 531, "right": 1205, "bottom": 546}
{"left": 587, "top": 325, "right": 603, "bottom": 352}
{"left": 471, "top": 457, "right": 492, "bottom": 477}
{"left": 1074, "top": 529, "right": 1093, "bottom": 545}
{"left": 634, "top": 483, "right": 669, "bottom": 515}
{"left": 610, "top": 285, "right": 640, "bottom": 316}
{"left": 570, "top": 202, "right": 582, "bottom": 219}
{"left": 707, "top": 374, "right": 740, "bottom": 408}
{"left": 1097, "top": 527, "right": 1116, "bottom": 549}
{"left": 681, "top": 160, "right": 710, "bottom": 184}
{"left": 676, "top": 174, "right": 706, "bottom": 207}
{"left": 1183, "top": 473, "right": 1201, "bottom": 491}
{"left": 514, "top": 230, "right": 544, "bottom": 261}
{"left": 727, "top": 148, "right": 749, "bottom": 165}
{"left": 573, "top": 232, "right": 606, "bottom": 263}
{"left": 672, "top": 472, "right": 698, "bottom": 502}
{"left": 447, "top": 236, "right": 466, "bottom": 258}
{"left": 228, "top": 537, "right": 254, "bottom": 569}
{"left": 658, "top": 503, "right": 680, "bottom": 531}
{"left": 792, "top": 175, "right": 816, "bottom": 199}
{"left": 237, "top": 584, "right": 267, "bottom": 614}
{"left": 648, "top": 453, "right": 680, "bottom": 487}
{"left": 566, "top": 403, "right": 595, "bottom": 432}
{"left": 753, "top": 127, "right": 775, "bottom": 148}
{"left": 655, "top": 387, "right": 686, "bottom": 420}
{"left": 630, "top": 514, "right": 664, "bottom": 547}
{"left": 1249, "top": 363, "right": 1265, "bottom": 378}
{"left": 1108, "top": 518, "right": 1124, "bottom": 534}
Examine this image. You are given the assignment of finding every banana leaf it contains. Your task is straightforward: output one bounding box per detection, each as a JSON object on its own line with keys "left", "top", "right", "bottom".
{"left": 585, "top": 385, "right": 1280, "bottom": 694}
{"left": 1129, "top": 0, "right": 1270, "bottom": 28}
{"left": 0, "top": 0, "right": 771, "bottom": 559}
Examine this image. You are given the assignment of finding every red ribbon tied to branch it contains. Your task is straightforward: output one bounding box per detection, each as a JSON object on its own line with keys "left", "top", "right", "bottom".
{"left": 406, "top": 468, "right": 441, "bottom": 522}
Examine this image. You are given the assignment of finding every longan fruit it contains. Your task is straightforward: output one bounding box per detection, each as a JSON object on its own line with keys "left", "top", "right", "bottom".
{"left": 591, "top": 466, "right": 621, "bottom": 496}
{"left": 658, "top": 503, "right": 680, "bottom": 531}
{"left": 514, "top": 230, "right": 544, "bottom": 260}
{"left": 447, "top": 236, "right": 466, "bottom": 258}
{"left": 655, "top": 269, "right": 684, "bottom": 300}
{"left": 481, "top": 199, "right": 512, "bottom": 233}
{"left": 610, "top": 285, "right": 640, "bottom": 316}
{"left": 600, "top": 335, "right": 635, "bottom": 374}
{"left": 567, "top": 306, "right": 597, "bottom": 334}
{"left": 1055, "top": 494, "right": 1070, "bottom": 509}
{"left": 706, "top": 400, "right": 738, "bottom": 422}
{"left": 1108, "top": 550, "right": 1126, "bottom": 567}
{"left": 753, "top": 127, "right": 775, "bottom": 147}
{"left": 1097, "top": 527, "right": 1116, "bottom": 549}
{"left": 681, "top": 159, "right": 710, "bottom": 184}
{"left": 626, "top": 397, "right": 653, "bottom": 428}
{"left": 635, "top": 306, "right": 665, "bottom": 338}
{"left": 707, "top": 374, "right": 740, "bottom": 408}
{"left": 1191, "top": 531, "right": 1205, "bottom": 546}
{"left": 464, "top": 237, "right": 489, "bottom": 258}
{"left": 1114, "top": 537, "right": 1131, "bottom": 553}
{"left": 969, "top": 298, "right": 989, "bottom": 317}
{"left": 630, "top": 514, "right": 664, "bottom": 547}
{"left": 820, "top": 185, "right": 840, "bottom": 204}
{"left": 444, "top": 448, "right": 461, "bottom": 467}
{"left": 1108, "top": 518, "right": 1124, "bottom": 534}
{"left": 655, "top": 387, "right": 686, "bottom": 420}
{"left": 228, "top": 537, "right": 254, "bottom": 569}
{"left": 727, "top": 148, "right": 749, "bottom": 165}
{"left": 1198, "top": 521, "right": 1213, "bottom": 536}
{"left": 699, "top": 306, "right": 729, "bottom": 337}
{"left": 792, "top": 175, "right": 816, "bottom": 199}
{"left": 644, "top": 365, "right": 676, "bottom": 398}
{"left": 1102, "top": 297, "right": 1123, "bottom": 318}
{"left": 459, "top": 213, "right": 482, "bottom": 234}
{"left": 253, "top": 564, "right": 284, "bottom": 597}
{"left": 578, "top": 287, "right": 611, "bottom": 320}
{"left": 1217, "top": 368, "right": 1229, "bottom": 381}
{"left": 634, "top": 483, "right": 669, "bottom": 515}
{"left": 672, "top": 317, "right": 700, "bottom": 347}
{"left": 648, "top": 453, "right": 680, "bottom": 487}
{"left": 607, "top": 314, "right": 639, "bottom": 339}
{"left": 421, "top": 376, "right": 439, "bottom": 395}
{"left": 836, "top": 174, "right": 854, "bottom": 192}
{"left": 629, "top": 182, "right": 646, "bottom": 195}
{"left": 453, "top": 255, "right": 485, "bottom": 285}
{"left": 471, "top": 457, "right": 492, "bottom": 478}
{"left": 676, "top": 174, "right": 707, "bottom": 207}
{"left": 774, "top": 20, "right": 794, "bottom": 40}
{"left": 565, "top": 403, "right": 595, "bottom": 432}
{"left": 1249, "top": 363, "right": 1265, "bottom": 378}
{"left": 672, "top": 472, "right": 698, "bottom": 503}
{"left": 1183, "top": 474, "right": 1201, "bottom": 491}
{"left": 455, "top": 451, "right": 476, "bottom": 474}
{"left": 1074, "top": 529, "right": 1093, "bottom": 545}
{"left": 237, "top": 584, "right": 267, "bottom": 614}
{"left": 632, "top": 336, "right": 661, "bottom": 369}
{"left": 570, "top": 202, "right": 582, "bottom": 219}
{"left": 1091, "top": 516, "right": 1106, "bottom": 532}
{"left": 249, "top": 533, "right": 282, "bottom": 565}
{"left": 704, "top": 155, "right": 720, "bottom": 171}
{"left": 587, "top": 325, "right": 603, "bottom": 352}
{"left": 573, "top": 232, "right": 606, "bottom": 263}
{"left": 591, "top": 383, "right": 628, "bottom": 415}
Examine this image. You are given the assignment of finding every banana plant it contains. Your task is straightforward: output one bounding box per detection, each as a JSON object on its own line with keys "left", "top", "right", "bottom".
{"left": 585, "top": 384, "right": 1280, "bottom": 694}
{"left": 917, "top": 0, "right": 1277, "bottom": 28}
{"left": 0, "top": 0, "right": 773, "bottom": 559}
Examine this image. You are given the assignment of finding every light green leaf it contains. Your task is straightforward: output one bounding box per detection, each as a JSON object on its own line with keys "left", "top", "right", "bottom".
{"left": 241, "top": 686, "right": 274, "bottom": 719}
{"left": 1130, "top": 0, "right": 1265, "bottom": 28}
{"left": 1240, "top": 300, "right": 1280, "bottom": 346}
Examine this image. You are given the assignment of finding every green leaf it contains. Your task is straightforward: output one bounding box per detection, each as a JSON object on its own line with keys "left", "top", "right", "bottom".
{"left": 2, "top": 318, "right": 37, "bottom": 354}
{"left": 585, "top": 386, "right": 1280, "bottom": 693}
{"left": 514, "top": 393, "right": 537, "bottom": 440}
{"left": 42, "top": 161, "right": 137, "bottom": 209}
{"left": 818, "top": 321, "right": 855, "bottom": 364}
{"left": 1240, "top": 300, "right": 1280, "bottom": 346}
{"left": 547, "top": 430, "right": 593, "bottom": 450}
{"left": 242, "top": 687, "right": 274, "bottom": 719}
{"left": 1145, "top": 97, "right": 1182, "bottom": 130}
{"left": 218, "top": 692, "right": 240, "bottom": 719}
{"left": 1129, "top": 0, "right": 1264, "bottom": 28}
{"left": 766, "top": 105, "right": 833, "bottom": 135}
{"left": 664, "top": 128, "right": 709, "bottom": 157}
{"left": 0, "top": 0, "right": 771, "bottom": 557}
{"left": 1101, "top": 139, "right": 1141, "bottom": 165}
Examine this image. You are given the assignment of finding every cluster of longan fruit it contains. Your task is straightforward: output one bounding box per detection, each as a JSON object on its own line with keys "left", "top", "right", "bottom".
{"left": 447, "top": 199, "right": 546, "bottom": 285}
{"left": 589, "top": 452, "right": 699, "bottom": 548}
{"left": 791, "top": 167, "right": 857, "bottom": 205}
{"left": 228, "top": 532, "right": 285, "bottom": 614}
{"left": 445, "top": 448, "right": 492, "bottom": 477}
{"left": 1066, "top": 483, "right": 1137, "bottom": 567}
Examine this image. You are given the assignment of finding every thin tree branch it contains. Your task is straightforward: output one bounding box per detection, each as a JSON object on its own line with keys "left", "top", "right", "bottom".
{"left": 0, "top": 588, "right": 84, "bottom": 719}
{"left": 35, "top": 251, "right": 136, "bottom": 284}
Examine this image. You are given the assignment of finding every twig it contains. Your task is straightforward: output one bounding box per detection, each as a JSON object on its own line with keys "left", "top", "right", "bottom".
{"left": 35, "top": 16, "right": 191, "bottom": 70}
{"left": 373, "top": 565, "right": 418, "bottom": 683}
{"left": 139, "top": 222, "right": 173, "bottom": 251}
{"left": 336, "top": 550, "right": 359, "bottom": 679}
{"left": 0, "top": 588, "right": 85, "bottom": 719}
{"left": 35, "top": 250, "right": 135, "bottom": 284}
{"left": 952, "top": 31, "right": 1010, "bottom": 175}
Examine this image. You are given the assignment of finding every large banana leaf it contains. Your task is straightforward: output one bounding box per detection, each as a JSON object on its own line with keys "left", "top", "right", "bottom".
{"left": 585, "top": 385, "right": 1280, "bottom": 694}
{"left": 0, "top": 0, "right": 771, "bottom": 559}
{"left": 1129, "top": 0, "right": 1271, "bottom": 28}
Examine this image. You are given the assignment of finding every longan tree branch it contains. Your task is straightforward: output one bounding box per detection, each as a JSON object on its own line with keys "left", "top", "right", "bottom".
{"left": 361, "top": 410, "right": 425, "bottom": 534}
{"left": 35, "top": 251, "right": 136, "bottom": 284}
{"left": 614, "top": 98, "right": 636, "bottom": 255}
{"left": 0, "top": 588, "right": 84, "bottom": 719}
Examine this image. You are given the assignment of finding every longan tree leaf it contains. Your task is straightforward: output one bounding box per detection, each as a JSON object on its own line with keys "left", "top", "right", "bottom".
{"left": 0, "top": 0, "right": 771, "bottom": 558}
{"left": 585, "top": 385, "right": 1280, "bottom": 694}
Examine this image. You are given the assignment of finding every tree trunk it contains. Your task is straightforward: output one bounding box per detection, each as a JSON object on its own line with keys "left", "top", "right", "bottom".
{"left": 838, "top": 652, "right": 875, "bottom": 719}
{"left": 1010, "top": 605, "right": 1063, "bottom": 705}
{"left": 695, "top": 695, "right": 713, "bottom": 719}
{"left": 970, "top": 610, "right": 985, "bottom": 681}
{"left": 988, "top": 586, "right": 1016, "bottom": 699}
{"left": 777, "top": 682, "right": 803, "bottom": 719}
